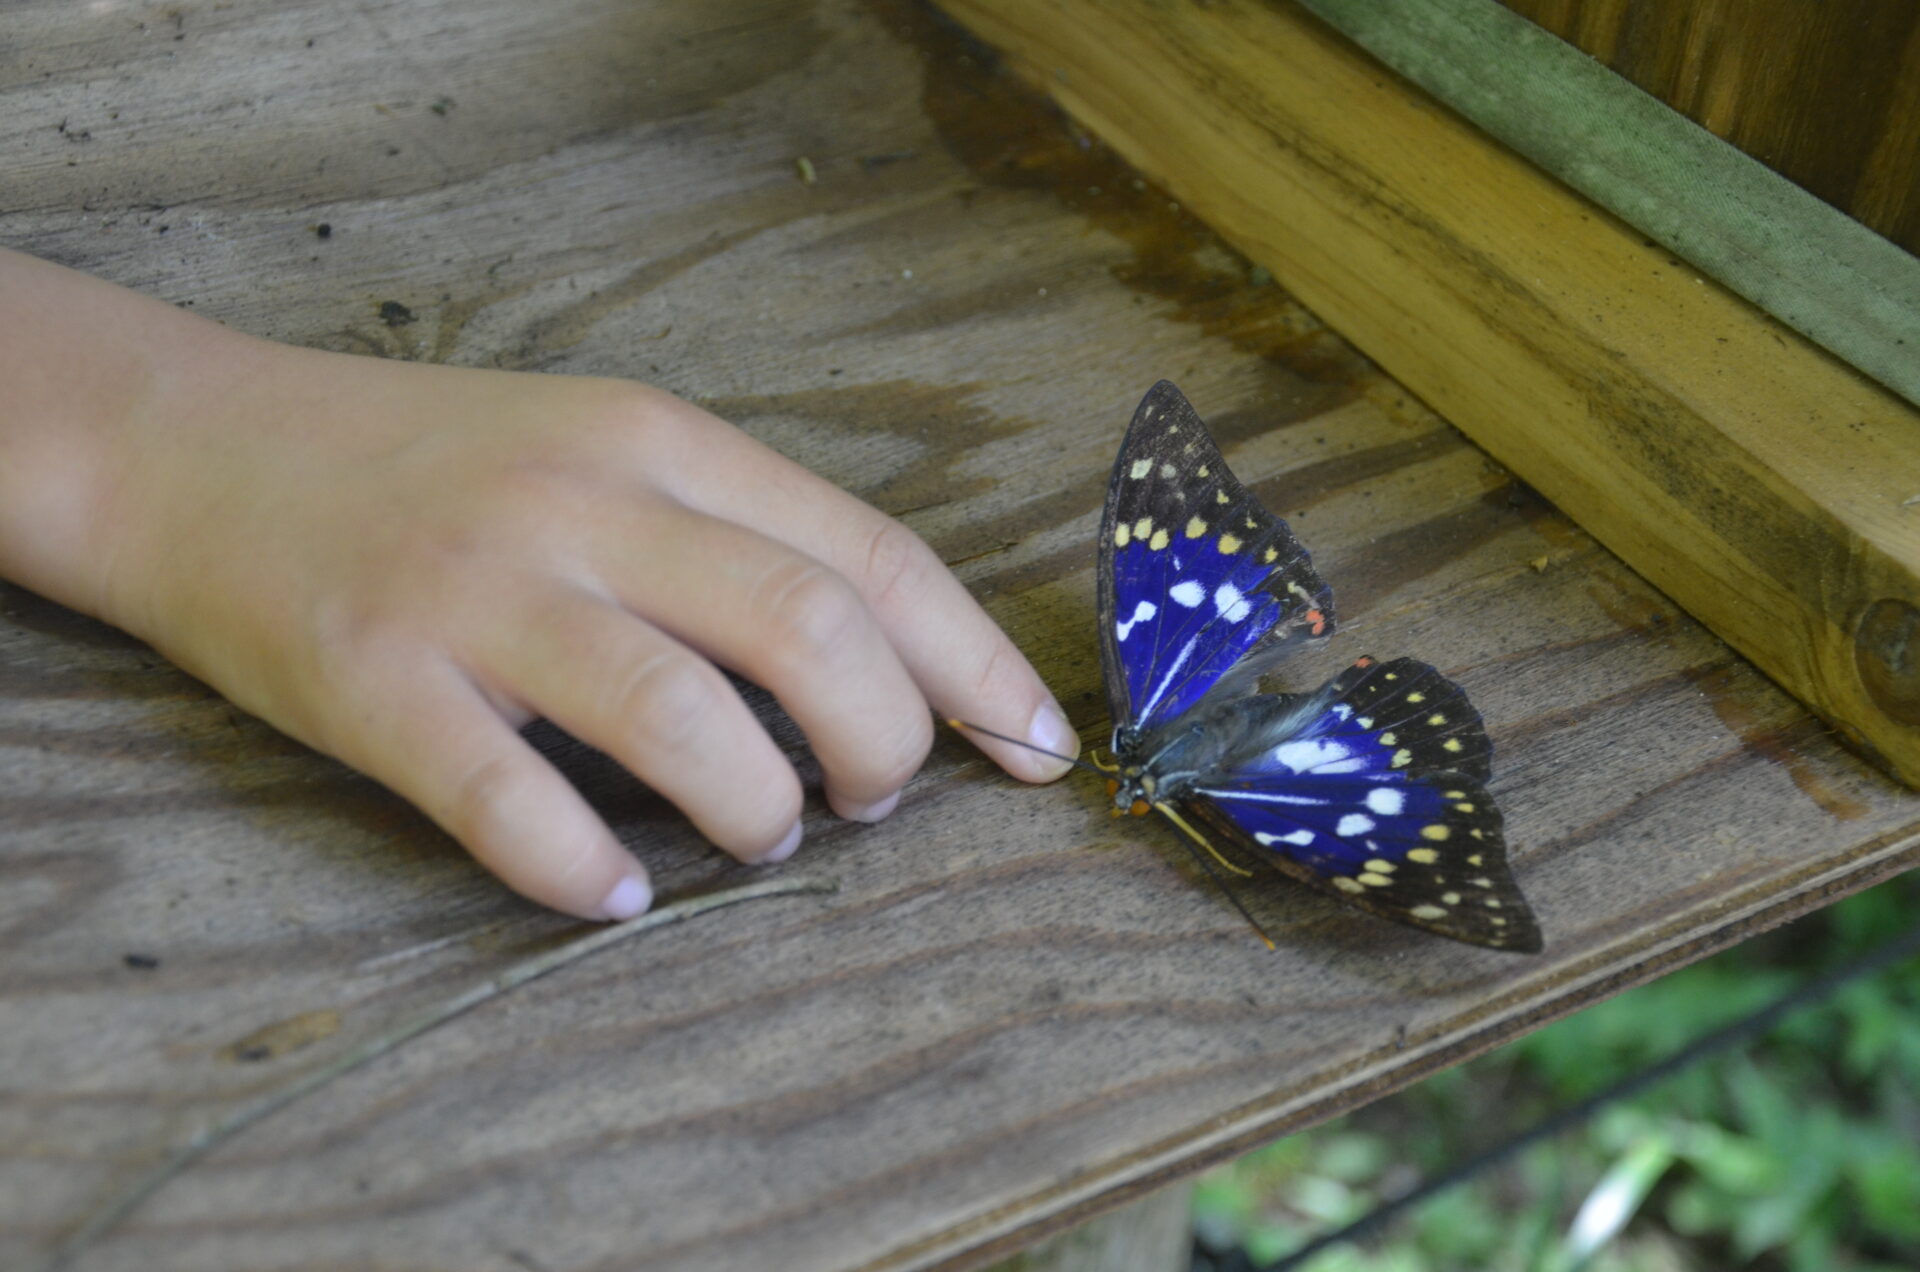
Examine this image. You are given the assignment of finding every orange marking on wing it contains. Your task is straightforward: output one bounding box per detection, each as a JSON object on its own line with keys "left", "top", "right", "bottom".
{"left": 1129, "top": 799, "right": 1151, "bottom": 817}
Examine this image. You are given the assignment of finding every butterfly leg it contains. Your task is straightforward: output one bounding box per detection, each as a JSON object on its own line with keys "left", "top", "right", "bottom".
{"left": 1154, "top": 802, "right": 1276, "bottom": 951}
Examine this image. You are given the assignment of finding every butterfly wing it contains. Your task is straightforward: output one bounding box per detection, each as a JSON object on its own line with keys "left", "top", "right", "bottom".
{"left": 1098, "top": 381, "right": 1334, "bottom": 736}
{"left": 1181, "top": 657, "right": 1542, "bottom": 952}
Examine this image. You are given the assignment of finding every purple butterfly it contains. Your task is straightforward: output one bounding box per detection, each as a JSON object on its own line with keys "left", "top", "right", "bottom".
{"left": 1095, "top": 382, "right": 1540, "bottom": 952}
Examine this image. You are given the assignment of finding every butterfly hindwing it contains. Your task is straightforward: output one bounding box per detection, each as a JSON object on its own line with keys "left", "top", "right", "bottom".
{"left": 1182, "top": 657, "right": 1541, "bottom": 952}
{"left": 1097, "top": 381, "right": 1334, "bottom": 734}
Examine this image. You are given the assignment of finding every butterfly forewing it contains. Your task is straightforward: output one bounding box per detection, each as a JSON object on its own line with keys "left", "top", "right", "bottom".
{"left": 1097, "top": 381, "right": 1334, "bottom": 734}
{"left": 1183, "top": 658, "right": 1541, "bottom": 952}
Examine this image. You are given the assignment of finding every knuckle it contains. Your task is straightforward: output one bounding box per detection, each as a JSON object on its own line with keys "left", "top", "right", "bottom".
{"left": 971, "top": 641, "right": 1010, "bottom": 700}
{"left": 868, "top": 714, "right": 933, "bottom": 791}
{"left": 614, "top": 650, "right": 718, "bottom": 752}
{"left": 859, "top": 519, "right": 935, "bottom": 612}
{"left": 444, "top": 750, "right": 532, "bottom": 846}
{"left": 758, "top": 562, "right": 865, "bottom": 669}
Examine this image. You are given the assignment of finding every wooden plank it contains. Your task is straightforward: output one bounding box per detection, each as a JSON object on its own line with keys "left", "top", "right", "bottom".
{"left": 1294, "top": 0, "right": 1920, "bottom": 415}
{"left": 938, "top": 0, "right": 1920, "bottom": 788}
{"left": 1501, "top": 0, "right": 1920, "bottom": 255}
{"left": 3, "top": 2, "right": 1919, "bottom": 1270}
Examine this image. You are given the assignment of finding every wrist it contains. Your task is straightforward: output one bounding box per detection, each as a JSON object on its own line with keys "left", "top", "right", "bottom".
{"left": 0, "top": 249, "right": 272, "bottom": 635}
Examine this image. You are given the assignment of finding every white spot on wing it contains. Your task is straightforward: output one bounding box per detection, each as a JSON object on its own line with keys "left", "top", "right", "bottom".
{"left": 1168, "top": 580, "right": 1205, "bottom": 608}
{"left": 1337, "top": 813, "right": 1375, "bottom": 837}
{"left": 1116, "top": 600, "right": 1157, "bottom": 641}
{"left": 1272, "top": 739, "right": 1349, "bottom": 772}
{"left": 1213, "top": 582, "right": 1251, "bottom": 622}
{"left": 1365, "top": 788, "right": 1404, "bottom": 815}
{"left": 1129, "top": 458, "right": 1152, "bottom": 480}
{"left": 1255, "top": 829, "right": 1316, "bottom": 847}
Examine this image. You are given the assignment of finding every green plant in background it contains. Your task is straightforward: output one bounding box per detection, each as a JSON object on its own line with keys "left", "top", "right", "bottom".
{"left": 1191, "top": 875, "right": 1920, "bottom": 1272}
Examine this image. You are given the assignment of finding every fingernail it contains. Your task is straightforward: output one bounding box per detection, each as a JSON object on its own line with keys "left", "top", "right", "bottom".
{"left": 839, "top": 789, "right": 901, "bottom": 824}
{"left": 762, "top": 821, "right": 803, "bottom": 864}
{"left": 1027, "top": 701, "right": 1079, "bottom": 776}
{"left": 598, "top": 873, "right": 652, "bottom": 921}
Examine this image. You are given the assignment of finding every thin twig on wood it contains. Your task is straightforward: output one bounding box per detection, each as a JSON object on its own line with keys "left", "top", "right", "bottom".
{"left": 40, "top": 875, "right": 839, "bottom": 1272}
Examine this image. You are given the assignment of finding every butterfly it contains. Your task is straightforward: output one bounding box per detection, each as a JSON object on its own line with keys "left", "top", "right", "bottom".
{"left": 1090, "top": 381, "right": 1541, "bottom": 952}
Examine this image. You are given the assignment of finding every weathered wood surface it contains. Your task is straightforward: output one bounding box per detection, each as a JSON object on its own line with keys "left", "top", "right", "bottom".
{"left": 1502, "top": 0, "right": 1920, "bottom": 254}
{"left": 941, "top": 0, "right": 1920, "bottom": 789}
{"left": 2, "top": 2, "right": 1917, "bottom": 1270}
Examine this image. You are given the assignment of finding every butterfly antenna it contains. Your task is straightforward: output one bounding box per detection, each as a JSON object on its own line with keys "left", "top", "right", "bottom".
{"left": 1155, "top": 803, "right": 1278, "bottom": 952}
{"left": 943, "top": 718, "right": 1108, "bottom": 776}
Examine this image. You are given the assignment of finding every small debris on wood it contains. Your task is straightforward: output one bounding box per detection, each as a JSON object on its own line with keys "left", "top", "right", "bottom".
{"left": 430, "top": 96, "right": 454, "bottom": 116}
{"left": 378, "top": 300, "right": 415, "bottom": 327}
{"left": 860, "top": 149, "right": 917, "bottom": 170}
{"left": 313, "top": 222, "right": 332, "bottom": 239}
{"left": 794, "top": 155, "right": 816, "bottom": 184}
{"left": 222, "top": 1008, "right": 343, "bottom": 1063}
{"left": 1531, "top": 555, "right": 1551, "bottom": 572}
{"left": 122, "top": 953, "right": 159, "bottom": 970}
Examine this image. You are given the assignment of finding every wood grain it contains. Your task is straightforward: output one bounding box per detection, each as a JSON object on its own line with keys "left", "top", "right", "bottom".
{"left": 939, "top": 0, "right": 1920, "bottom": 790}
{"left": 1501, "top": 0, "right": 1920, "bottom": 255}
{"left": 3, "top": 1, "right": 1918, "bottom": 1269}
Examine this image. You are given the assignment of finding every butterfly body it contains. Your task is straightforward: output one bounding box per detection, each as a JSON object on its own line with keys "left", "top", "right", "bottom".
{"left": 1097, "top": 382, "right": 1541, "bottom": 953}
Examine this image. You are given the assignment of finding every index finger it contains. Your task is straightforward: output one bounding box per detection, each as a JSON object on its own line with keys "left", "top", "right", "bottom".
{"left": 648, "top": 395, "right": 1079, "bottom": 782}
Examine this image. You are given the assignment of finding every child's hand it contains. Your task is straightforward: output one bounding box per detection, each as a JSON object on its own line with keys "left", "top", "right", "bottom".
{"left": 0, "top": 250, "right": 1077, "bottom": 921}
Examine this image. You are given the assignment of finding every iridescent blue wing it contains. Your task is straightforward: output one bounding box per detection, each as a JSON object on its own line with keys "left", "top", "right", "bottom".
{"left": 1098, "top": 381, "right": 1333, "bottom": 735}
{"left": 1183, "top": 657, "right": 1542, "bottom": 952}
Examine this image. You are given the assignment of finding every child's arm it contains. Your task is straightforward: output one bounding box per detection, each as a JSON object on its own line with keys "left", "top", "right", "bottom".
{"left": 0, "top": 247, "right": 1077, "bottom": 920}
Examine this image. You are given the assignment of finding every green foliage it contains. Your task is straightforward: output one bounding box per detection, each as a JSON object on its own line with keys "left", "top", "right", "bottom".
{"left": 1191, "top": 876, "right": 1920, "bottom": 1271}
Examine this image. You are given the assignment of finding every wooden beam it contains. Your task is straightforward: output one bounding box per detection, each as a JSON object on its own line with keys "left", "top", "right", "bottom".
{"left": 938, "top": 0, "right": 1920, "bottom": 784}
{"left": 1297, "top": 0, "right": 1920, "bottom": 414}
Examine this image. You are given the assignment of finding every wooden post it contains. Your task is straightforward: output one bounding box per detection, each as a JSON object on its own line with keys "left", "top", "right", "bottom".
{"left": 938, "top": 0, "right": 1920, "bottom": 783}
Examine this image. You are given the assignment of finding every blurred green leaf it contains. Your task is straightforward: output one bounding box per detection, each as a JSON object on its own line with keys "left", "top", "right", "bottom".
{"left": 1854, "top": 1147, "right": 1920, "bottom": 1239}
{"left": 1315, "top": 1132, "right": 1390, "bottom": 1184}
{"left": 1565, "top": 1135, "right": 1674, "bottom": 1260}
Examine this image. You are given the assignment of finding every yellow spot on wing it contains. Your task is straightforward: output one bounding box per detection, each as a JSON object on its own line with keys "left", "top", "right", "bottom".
{"left": 1215, "top": 490, "right": 1230, "bottom": 505}
{"left": 1185, "top": 516, "right": 1208, "bottom": 538}
{"left": 1379, "top": 732, "right": 1397, "bottom": 746}
{"left": 1129, "top": 458, "right": 1152, "bottom": 479}
{"left": 1467, "top": 854, "right": 1484, "bottom": 866}
{"left": 1357, "top": 872, "right": 1391, "bottom": 887}
{"left": 1217, "top": 534, "right": 1242, "bottom": 554}
{"left": 1407, "top": 692, "right": 1425, "bottom": 703}
{"left": 1443, "top": 738, "right": 1464, "bottom": 753}
{"left": 1263, "top": 547, "right": 1277, "bottom": 563}
{"left": 1442, "top": 891, "right": 1461, "bottom": 905}
{"left": 1427, "top": 713, "right": 1446, "bottom": 726}
{"left": 1149, "top": 528, "right": 1170, "bottom": 550}
{"left": 1332, "top": 877, "right": 1365, "bottom": 894}
{"left": 1197, "top": 464, "right": 1209, "bottom": 476}
{"left": 1421, "top": 825, "right": 1451, "bottom": 841}
{"left": 1407, "top": 848, "right": 1438, "bottom": 864}
{"left": 1364, "top": 859, "right": 1394, "bottom": 873}
{"left": 1113, "top": 523, "right": 1131, "bottom": 547}
{"left": 1133, "top": 516, "right": 1153, "bottom": 539}
{"left": 1391, "top": 749, "right": 1412, "bottom": 768}
{"left": 1409, "top": 904, "right": 1447, "bottom": 920}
